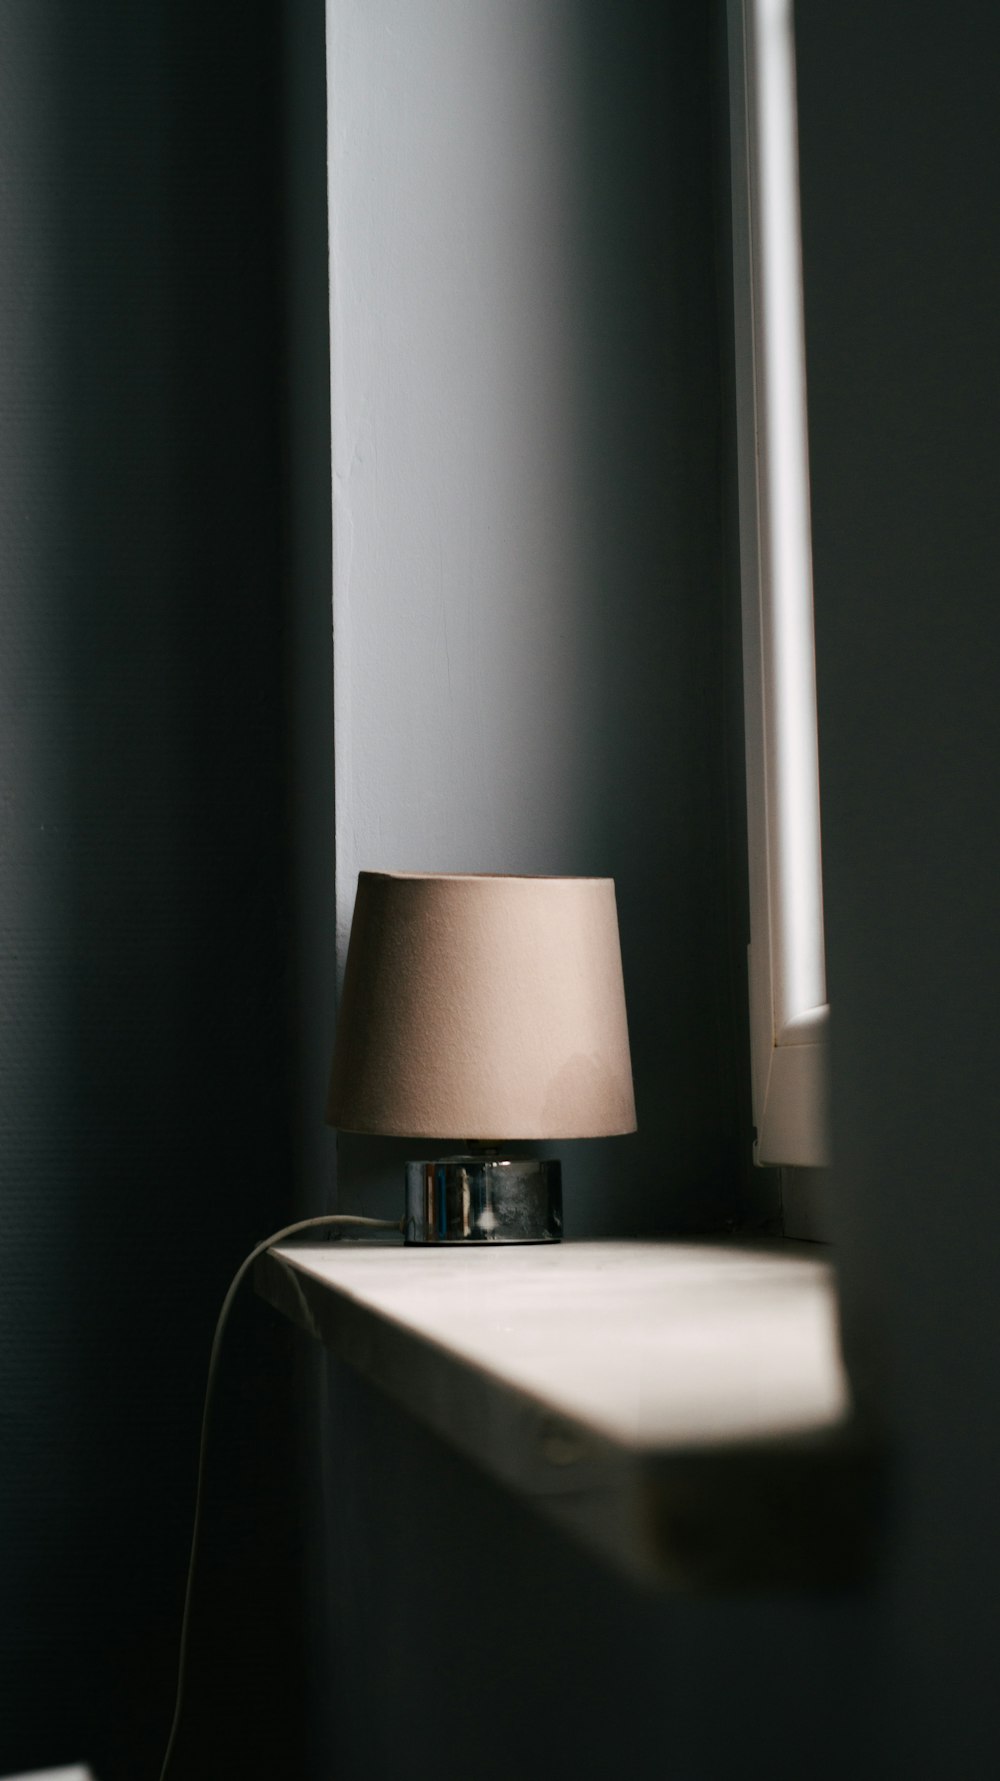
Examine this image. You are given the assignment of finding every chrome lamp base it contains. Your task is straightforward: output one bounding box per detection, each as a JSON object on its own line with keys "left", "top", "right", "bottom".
{"left": 404, "top": 1155, "right": 562, "bottom": 1245}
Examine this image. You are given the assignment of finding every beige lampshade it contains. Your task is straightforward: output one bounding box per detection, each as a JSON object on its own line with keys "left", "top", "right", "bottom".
{"left": 327, "top": 872, "right": 636, "bottom": 1141}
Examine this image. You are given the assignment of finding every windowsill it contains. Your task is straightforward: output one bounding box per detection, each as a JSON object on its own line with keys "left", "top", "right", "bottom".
{"left": 256, "top": 1236, "right": 876, "bottom": 1589}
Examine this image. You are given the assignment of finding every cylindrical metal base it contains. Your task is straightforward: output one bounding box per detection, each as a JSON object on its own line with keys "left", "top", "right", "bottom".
{"left": 404, "top": 1155, "right": 562, "bottom": 1245}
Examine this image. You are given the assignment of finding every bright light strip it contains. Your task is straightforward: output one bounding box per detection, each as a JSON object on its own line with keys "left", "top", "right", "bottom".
{"left": 748, "top": 0, "right": 826, "bottom": 1034}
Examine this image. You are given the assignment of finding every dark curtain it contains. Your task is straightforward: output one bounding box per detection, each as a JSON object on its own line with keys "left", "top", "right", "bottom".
{"left": 0, "top": 3, "right": 332, "bottom": 1776}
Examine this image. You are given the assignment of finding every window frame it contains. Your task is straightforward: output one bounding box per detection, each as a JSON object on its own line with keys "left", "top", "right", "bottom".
{"left": 728, "top": 0, "right": 830, "bottom": 1170}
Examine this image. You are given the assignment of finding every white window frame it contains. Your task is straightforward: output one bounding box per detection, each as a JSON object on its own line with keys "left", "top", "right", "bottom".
{"left": 728, "top": 0, "right": 830, "bottom": 1169}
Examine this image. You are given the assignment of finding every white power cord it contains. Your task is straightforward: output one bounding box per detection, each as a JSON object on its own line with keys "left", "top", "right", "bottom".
{"left": 157, "top": 1212, "right": 404, "bottom": 1781}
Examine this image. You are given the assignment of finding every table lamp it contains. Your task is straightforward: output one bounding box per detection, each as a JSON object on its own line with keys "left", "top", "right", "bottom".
{"left": 326, "top": 872, "right": 636, "bottom": 1244}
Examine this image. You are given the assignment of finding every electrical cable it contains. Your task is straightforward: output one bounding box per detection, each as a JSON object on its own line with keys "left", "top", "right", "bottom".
{"left": 157, "top": 1212, "right": 405, "bottom": 1781}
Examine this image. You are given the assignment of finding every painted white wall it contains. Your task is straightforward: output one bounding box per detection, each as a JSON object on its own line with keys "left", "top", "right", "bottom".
{"left": 329, "top": 2, "right": 594, "bottom": 932}
{"left": 326, "top": 0, "right": 748, "bottom": 1233}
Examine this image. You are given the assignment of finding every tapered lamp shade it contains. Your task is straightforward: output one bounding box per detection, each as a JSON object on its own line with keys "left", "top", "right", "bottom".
{"left": 327, "top": 872, "right": 636, "bottom": 1141}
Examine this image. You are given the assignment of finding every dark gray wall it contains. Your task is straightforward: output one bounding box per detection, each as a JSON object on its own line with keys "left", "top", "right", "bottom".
{"left": 798, "top": 0, "right": 1000, "bottom": 1769}
{"left": 324, "top": 1358, "right": 875, "bottom": 1781}
{"left": 0, "top": 3, "right": 333, "bottom": 1776}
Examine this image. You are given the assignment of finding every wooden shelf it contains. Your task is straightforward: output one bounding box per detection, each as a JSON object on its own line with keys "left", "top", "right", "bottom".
{"left": 256, "top": 1237, "right": 876, "bottom": 1588}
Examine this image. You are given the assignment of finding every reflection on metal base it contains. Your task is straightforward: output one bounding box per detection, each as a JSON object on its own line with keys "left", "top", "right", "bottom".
{"left": 404, "top": 1155, "right": 562, "bottom": 1245}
